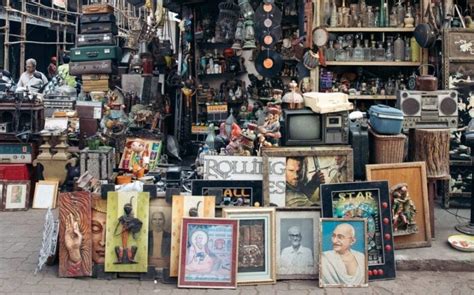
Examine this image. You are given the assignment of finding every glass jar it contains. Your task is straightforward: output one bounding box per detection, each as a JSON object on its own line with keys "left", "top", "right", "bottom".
{"left": 363, "top": 39, "right": 372, "bottom": 60}
{"left": 396, "top": 1, "right": 406, "bottom": 27}
{"left": 404, "top": 37, "right": 411, "bottom": 61}
{"left": 393, "top": 35, "right": 405, "bottom": 61}
{"left": 335, "top": 37, "right": 347, "bottom": 61}
{"left": 390, "top": 7, "right": 398, "bottom": 27}
{"left": 385, "top": 41, "right": 394, "bottom": 61}
{"left": 350, "top": 4, "right": 359, "bottom": 27}
{"left": 374, "top": 42, "right": 386, "bottom": 61}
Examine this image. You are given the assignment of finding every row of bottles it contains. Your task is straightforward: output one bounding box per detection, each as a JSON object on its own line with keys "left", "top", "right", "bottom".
{"left": 320, "top": 68, "right": 418, "bottom": 95}
{"left": 325, "top": 34, "right": 420, "bottom": 62}
{"left": 327, "top": 0, "right": 420, "bottom": 28}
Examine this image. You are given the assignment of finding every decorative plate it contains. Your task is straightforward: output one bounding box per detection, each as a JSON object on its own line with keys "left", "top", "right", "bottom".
{"left": 448, "top": 234, "right": 474, "bottom": 252}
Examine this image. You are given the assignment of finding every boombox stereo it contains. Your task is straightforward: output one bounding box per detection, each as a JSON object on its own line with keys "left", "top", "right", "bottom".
{"left": 396, "top": 90, "right": 458, "bottom": 129}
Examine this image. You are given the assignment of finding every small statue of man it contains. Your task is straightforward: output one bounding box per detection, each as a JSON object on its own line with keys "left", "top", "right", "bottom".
{"left": 390, "top": 183, "right": 417, "bottom": 234}
{"left": 114, "top": 197, "right": 143, "bottom": 264}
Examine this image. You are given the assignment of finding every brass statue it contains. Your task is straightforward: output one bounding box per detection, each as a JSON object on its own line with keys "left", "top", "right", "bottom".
{"left": 390, "top": 183, "right": 418, "bottom": 236}
{"left": 114, "top": 197, "right": 143, "bottom": 264}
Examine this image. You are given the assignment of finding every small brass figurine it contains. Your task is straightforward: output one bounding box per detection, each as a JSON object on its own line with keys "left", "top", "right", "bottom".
{"left": 114, "top": 197, "right": 143, "bottom": 264}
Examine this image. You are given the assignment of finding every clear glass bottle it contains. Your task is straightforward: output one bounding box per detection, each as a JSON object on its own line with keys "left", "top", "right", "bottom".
{"left": 346, "top": 40, "right": 354, "bottom": 60}
{"left": 326, "top": 40, "right": 336, "bottom": 61}
{"left": 337, "top": 7, "right": 344, "bottom": 27}
{"left": 385, "top": 41, "right": 394, "bottom": 61}
{"left": 379, "top": 0, "right": 385, "bottom": 27}
{"left": 343, "top": 6, "right": 351, "bottom": 27}
{"left": 330, "top": 0, "right": 338, "bottom": 27}
{"left": 367, "top": 6, "right": 375, "bottom": 27}
{"left": 335, "top": 36, "right": 347, "bottom": 61}
{"left": 390, "top": 7, "right": 398, "bottom": 27}
{"left": 394, "top": 35, "right": 405, "bottom": 61}
{"left": 396, "top": 0, "right": 406, "bottom": 27}
{"left": 350, "top": 4, "right": 359, "bottom": 27}
{"left": 371, "top": 39, "right": 377, "bottom": 61}
{"left": 404, "top": 37, "right": 411, "bottom": 61}
{"left": 374, "top": 41, "right": 386, "bottom": 61}
{"left": 363, "top": 39, "right": 372, "bottom": 60}
{"left": 353, "top": 39, "right": 365, "bottom": 61}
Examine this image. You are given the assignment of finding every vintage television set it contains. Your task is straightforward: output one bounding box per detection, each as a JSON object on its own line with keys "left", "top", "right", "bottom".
{"left": 280, "top": 108, "right": 349, "bottom": 146}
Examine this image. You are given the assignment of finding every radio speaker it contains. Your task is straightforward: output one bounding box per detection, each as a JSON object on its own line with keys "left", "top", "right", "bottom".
{"left": 399, "top": 91, "right": 421, "bottom": 116}
{"left": 438, "top": 91, "right": 458, "bottom": 116}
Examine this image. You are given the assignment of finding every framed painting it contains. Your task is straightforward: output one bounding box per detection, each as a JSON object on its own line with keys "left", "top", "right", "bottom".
{"left": 58, "top": 192, "right": 92, "bottom": 277}
{"left": 178, "top": 218, "right": 238, "bottom": 289}
{"left": 3, "top": 181, "right": 30, "bottom": 211}
{"left": 223, "top": 208, "right": 276, "bottom": 285}
{"left": 148, "top": 197, "right": 172, "bottom": 269}
{"left": 366, "top": 162, "right": 431, "bottom": 249}
{"left": 118, "top": 138, "right": 162, "bottom": 172}
{"left": 262, "top": 146, "right": 353, "bottom": 207}
{"left": 33, "top": 180, "right": 59, "bottom": 209}
{"left": 321, "top": 181, "right": 396, "bottom": 280}
{"left": 192, "top": 180, "right": 263, "bottom": 208}
{"left": 170, "top": 195, "right": 216, "bottom": 277}
{"left": 275, "top": 208, "right": 319, "bottom": 280}
{"left": 320, "top": 218, "right": 368, "bottom": 288}
{"left": 105, "top": 191, "right": 150, "bottom": 273}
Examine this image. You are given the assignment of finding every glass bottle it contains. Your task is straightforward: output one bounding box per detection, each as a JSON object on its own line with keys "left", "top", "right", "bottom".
{"left": 374, "top": 42, "right": 386, "bottom": 61}
{"left": 353, "top": 39, "right": 365, "bottom": 61}
{"left": 394, "top": 35, "right": 405, "bottom": 61}
{"left": 335, "top": 36, "right": 347, "bottom": 61}
{"left": 360, "top": 0, "right": 368, "bottom": 26}
{"left": 404, "top": 37, "right": 411, "bottom": 61}
{"left": 410, "top": 36, "right": 420, "bottom": 62}
{"left": 379, "top": 0, "right": 385, "bottom": 27}
{"left": 343, "top": 6, "right": 351, "bottom": 27}
{"left": 404, "top": 5, "right": 415, "bottom": 28}
{"left": 374, "top": 7, "right": 380, "bottom": 27}
{"left": 384, "top": 3, "right": 389, "bottom": 28}
{"left": 330, "top": 0, "right": 338, "bottom": 27}
{"left": 396, "top": 0, "right": 406, "bottom": 27}
{"left": 326, "top": 40, "right": 336, "bottom": 61}
{"left": 363, "top": 39, "right": 372, "bottom": 60}
{"left": 371, "top": 39, "right": 377, "bottom": 61}
{"left": 367, "top": 6, "right": 375, "bottom": 27}
{"left": 350, "top": 4, "right": 359, "bottom": 27}
{"left": 385, "top": 41, "right": 394, "bottom": 61}
{"left": 346, "top": 40, "right": 354, "bottom": 60}
{"left": 337, "top": 7, "right": 344, "bottom": 27}
{"left": 390, "top": 7, "right": 398, "bottom": 27}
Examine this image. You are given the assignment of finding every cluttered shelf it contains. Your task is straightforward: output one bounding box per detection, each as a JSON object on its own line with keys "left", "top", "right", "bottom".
{"left": 326, "top": 28, "right": 416, "bottom": 33}
{"left": 325, "top": 61, "right": 421, "bottom": 66}
{"left": 198, "top": 71, "right": 247, "bottom": 79}
{"left": 348, "top": 95, "right": 397, "bottom": 100}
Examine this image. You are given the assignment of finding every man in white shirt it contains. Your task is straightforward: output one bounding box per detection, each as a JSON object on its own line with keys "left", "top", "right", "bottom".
{"left": 17, "top": 58, "right": 48, "bottom": 92}
{"left": 279, "top": 226, "right": 314, "bottom": 274}
{"left": 321, "top": 223, "right": 366, "bottom": 286}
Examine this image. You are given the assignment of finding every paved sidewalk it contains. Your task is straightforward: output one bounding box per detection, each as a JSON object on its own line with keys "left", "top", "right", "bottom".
{"left": 0, "top": 208, "right": 472, "bottom": 294}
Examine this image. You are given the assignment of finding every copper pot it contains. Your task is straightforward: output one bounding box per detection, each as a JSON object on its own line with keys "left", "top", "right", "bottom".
{"left": 415, "top": 64, "right": 438, "bottom": 91}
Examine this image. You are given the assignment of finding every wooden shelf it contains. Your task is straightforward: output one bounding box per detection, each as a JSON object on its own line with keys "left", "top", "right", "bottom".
{"left": 348, "top": 95, "right": 396, "bottom": 100}
{"left": 326, "top": 27, "right": 415, "bottom": 32}
{"left": 325, "top": 61, "right": 421, "bottom": 66}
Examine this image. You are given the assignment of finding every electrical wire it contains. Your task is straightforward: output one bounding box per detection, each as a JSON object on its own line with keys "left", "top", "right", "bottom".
{"left": 441, "top": 207, "right": 470, "bottom": 221}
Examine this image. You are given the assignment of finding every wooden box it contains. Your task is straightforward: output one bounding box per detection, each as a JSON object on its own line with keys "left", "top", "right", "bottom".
{"left": 80, "top": 146, "right": 115, "bottom": 180}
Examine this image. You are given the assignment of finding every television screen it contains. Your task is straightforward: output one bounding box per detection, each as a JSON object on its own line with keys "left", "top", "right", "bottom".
{"left": 288, "top": 114, "right": 321, "bottom": 140}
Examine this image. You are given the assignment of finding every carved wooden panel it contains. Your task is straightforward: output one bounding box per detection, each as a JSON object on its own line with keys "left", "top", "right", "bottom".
{"left": 58, "top": 192, "right": 92, "bottom": 277}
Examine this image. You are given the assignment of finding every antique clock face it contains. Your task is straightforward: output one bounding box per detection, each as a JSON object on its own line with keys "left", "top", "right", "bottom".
{"left": 313, "top": 27, "right": 329, "bottom": 47}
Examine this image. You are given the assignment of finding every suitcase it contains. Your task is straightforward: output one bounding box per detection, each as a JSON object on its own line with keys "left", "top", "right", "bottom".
{"left": 82, "top": 4, "right": 114, "bottom": 14}
{"left": 82, "top": 79, "right": 111, "bottom": 92}
{"left": 80, "top": 22, "right": 118, "bottom": 35}
{"left": 71, "top": 46, "right": 121, "bottom": 62}
{"left": 82, "top": 74, "right": 110, "bottom": 81}
{"left": 80, "top": 13, "right": 116, "bottom": 25}
{"left": 76, "top": 33, "right": 116, "bottom": 47}
{"left": 368, "top": 104, "right": 404, "bottom": 135}
{"left": 69, "top": 60, "right": 117, "bottom": 75}
{"left": 349, "top": 119, "right": 369, "bottom": 180}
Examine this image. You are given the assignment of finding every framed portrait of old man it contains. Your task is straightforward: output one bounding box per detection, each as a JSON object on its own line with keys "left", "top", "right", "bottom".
{"left": 276, "top": 208, "right": 319, "bottom": 280}
{"left": 320, "top": 218, "right": 368, "bottom": 288}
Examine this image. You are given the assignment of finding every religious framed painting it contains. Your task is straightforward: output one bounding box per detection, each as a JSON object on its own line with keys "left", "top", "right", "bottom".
{"left": 105, "top": 191, "right": 150, "bottom": 273}
{"left": 321, "top": 181, "right": 396, "bottom": 281}
{"left": 178, "top": 218, "right": 238, "bottom": 289}
{"left": 319, "top": 218, "right": 368, "bottom": 288}
{"left": 223, "top": 207, "right": 276, "bottom": 285}
{"left": 262, "top": 146, "right": 353, "bottom": 207}
{"left": 2, "top": 181, "right": 30, "bottom": 211}
{"left": 275, "top": 208, "right": 319, "bottom": 280}
{"left": 170, "top": 195, "right": 216, "bottom": 277}
{"left": 191, "top": 180, "right": 263, "bottom": 208}
{"left": 148, "top": 197, "right": 172, "bottom": 269}
{"left": 366, "top": 162, "right": 431, "bottom": 249}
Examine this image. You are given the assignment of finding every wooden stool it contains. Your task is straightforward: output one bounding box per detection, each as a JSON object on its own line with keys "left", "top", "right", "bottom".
{"left": 410, "top": 129, "right": 451, "bottom": 238}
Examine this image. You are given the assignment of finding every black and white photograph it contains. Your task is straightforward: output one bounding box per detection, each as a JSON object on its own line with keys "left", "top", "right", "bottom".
{"left": 148, "top": 198, "right": 172, "bottom": 268}
{"left": 275, "top": 209, "right": 319, "bottom": 279}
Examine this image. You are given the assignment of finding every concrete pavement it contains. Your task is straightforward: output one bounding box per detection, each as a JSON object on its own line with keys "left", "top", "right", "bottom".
{"left": 0, "top": 206, "right": 472, "bottom": 294}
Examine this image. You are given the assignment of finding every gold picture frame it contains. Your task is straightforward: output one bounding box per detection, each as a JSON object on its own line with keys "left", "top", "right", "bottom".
{"left": 223, "top": 207, "right": 276, "bottom": 285}
{"left": 33, "top": 180, "right": 59, "bottom": 209}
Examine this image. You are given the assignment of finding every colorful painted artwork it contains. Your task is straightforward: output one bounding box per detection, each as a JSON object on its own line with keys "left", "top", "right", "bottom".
{"left": 170, "top": 195, "right": 215, "bottom": 277}
{"left": 178, "top": 218, "right": 238, "bottom": 289}
{"left": 58, "top": 192, "right": 92, "bottom": 277}
{"left": 320, "top": 218, "right": 368, "bottom": 288}
{"left": 105, "top": 191, "right": 149, "bottom": 272}
{"left": 118, "top": 138, "right": 162, "bottom": 173}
